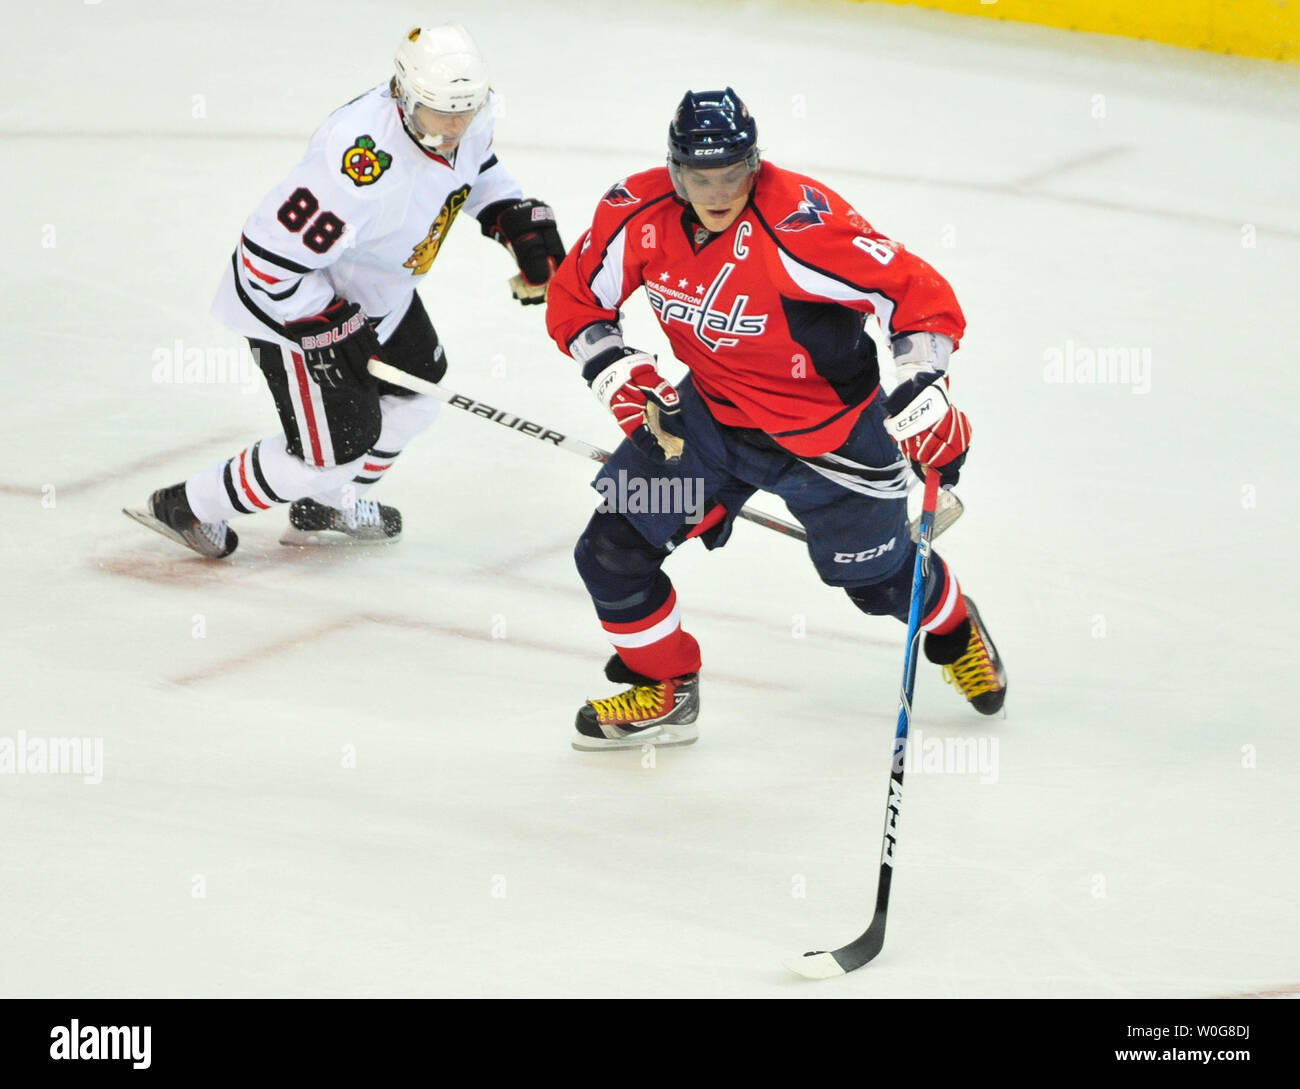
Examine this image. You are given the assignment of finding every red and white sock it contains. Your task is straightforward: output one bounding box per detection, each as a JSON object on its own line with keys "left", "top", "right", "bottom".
{"left": 922, "top": 562, "right": 969, "bottom": 635}
{"left": 600, "top": 588, "right": 701, "bottom": 681}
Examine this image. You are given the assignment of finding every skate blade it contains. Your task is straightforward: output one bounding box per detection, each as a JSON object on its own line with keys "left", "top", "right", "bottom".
{"left": 123, "top": 505, "right": 199, "bottom": 552}
{"left": 279, "top": 526, "right": 400, "bottom": 547}
{"left": 123, "top": 506, "right": 233, "bottom": 559}
{"left": 571, "top": 723, "right": 699, "bottom": 752}
{"left": 123, "top": 505, "right": 184, "bottom": 544}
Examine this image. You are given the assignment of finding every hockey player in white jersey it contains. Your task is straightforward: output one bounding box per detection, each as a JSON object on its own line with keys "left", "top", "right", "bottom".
{"left": 126, "top": 25, "right": 566, "bottom": 556}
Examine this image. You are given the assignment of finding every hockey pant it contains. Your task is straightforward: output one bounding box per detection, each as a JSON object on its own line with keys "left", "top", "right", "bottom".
{"left": 185, "top": 293, "right": 445, "bottom": 523}
{"left": 573, "top": 375, "right": 968, "bottom": 681}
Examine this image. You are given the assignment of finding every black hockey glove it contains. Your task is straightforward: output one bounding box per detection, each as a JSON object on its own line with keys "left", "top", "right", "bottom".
{"left": 480, "top": 198, "right": 566, "bottom": 305}
{"left": 284, "top": 299, "right": 382, "bottom": 390}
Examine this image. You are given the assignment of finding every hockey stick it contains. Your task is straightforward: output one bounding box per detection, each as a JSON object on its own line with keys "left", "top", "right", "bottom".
{"left": 784, "top": 466, "right": 943, "bottom": 979}
{"left": 367, "top": 360, "right": 961, "bottom": 543}
{"left": 369, "top": 359, "right": 809, "bottom": 540}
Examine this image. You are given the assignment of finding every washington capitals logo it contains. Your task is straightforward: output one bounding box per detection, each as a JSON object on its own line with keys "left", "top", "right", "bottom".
{"left": 775, "top": 185, "right": 831, "bottom": 232}
{"left": 602, "top": 179, "right": 640, "bottom": 207}
{"left": 645, "top": 263, "right": 768, "bottom": 351}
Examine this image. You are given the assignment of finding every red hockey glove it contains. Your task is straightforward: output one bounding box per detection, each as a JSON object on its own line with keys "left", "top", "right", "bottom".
{"left": 884, "top": 373, "right": 971, "bottom": 486}
{"left": 284, "top": 299, "right": 381, "bottom": 390}
{"left": 588, "top": 347, "right": 684, "bottom": 462}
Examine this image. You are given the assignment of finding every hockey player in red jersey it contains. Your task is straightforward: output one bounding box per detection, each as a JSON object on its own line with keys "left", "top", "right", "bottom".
{"left": 547, "top": 88, "right": 1006, "bottom": 749}
{"left": 126, "top": 25, "right": 565, "bottom": 557}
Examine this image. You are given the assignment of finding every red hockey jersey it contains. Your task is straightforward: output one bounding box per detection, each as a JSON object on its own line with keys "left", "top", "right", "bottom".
{"left": 546, "top": 163, "right": 965, "bottom": 457}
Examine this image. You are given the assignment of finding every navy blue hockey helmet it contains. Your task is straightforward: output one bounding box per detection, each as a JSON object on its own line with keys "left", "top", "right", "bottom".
{"left": 667, "top": 88, "right": 759, "bottom": 171}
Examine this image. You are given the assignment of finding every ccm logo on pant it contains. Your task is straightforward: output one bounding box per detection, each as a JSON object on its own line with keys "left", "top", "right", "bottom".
{"left": 833, "top": 537, "right": 896, "bottom": 563}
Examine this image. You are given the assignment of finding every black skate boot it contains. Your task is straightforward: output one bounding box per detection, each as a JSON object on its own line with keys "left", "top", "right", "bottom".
{"left": 923, "top": 596, "right": 1007, "bottom": 715}
{"left": 574, "top": 654, "right": 700, "bottom": 751}
{"left": 122, "top": 483, "right": 237, "bottom": 558}
{"left": 280, "top": 497, "right": 402, "bottom": 546}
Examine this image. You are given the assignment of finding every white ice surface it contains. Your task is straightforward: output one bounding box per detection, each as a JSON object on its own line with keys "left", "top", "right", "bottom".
{"left": 2, "top": 0, "right": 1298, "bottom": 997}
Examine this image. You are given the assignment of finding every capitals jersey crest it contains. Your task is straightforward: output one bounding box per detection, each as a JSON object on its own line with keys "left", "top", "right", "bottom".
{"left": 775, "top": 185, "right": 831, "bottom": 232}
{"left": 644, "top": 263, "right": 768, "bottom": 352}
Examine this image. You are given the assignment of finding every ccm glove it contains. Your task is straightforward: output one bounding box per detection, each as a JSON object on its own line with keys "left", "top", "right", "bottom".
{"left": 884, "top": 372, "right": 971, "bottom": 486}
{"left": 587, "top": 346, "right": 684, "bottom": 463}
{"left": 481, "top": 198, "right": 566, "bottom": 305}
{"left": 284, "top": 299, "right": 381, "bottom": 390}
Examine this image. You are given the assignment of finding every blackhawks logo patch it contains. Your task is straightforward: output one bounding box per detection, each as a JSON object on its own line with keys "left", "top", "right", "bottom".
{"left": 341, "top": 135, "right": 392, "bottom": 186}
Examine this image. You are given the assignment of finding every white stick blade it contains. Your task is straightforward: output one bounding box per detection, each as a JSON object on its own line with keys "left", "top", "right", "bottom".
{"left": 783, "top": 952, "right": 845, "bottom": 980}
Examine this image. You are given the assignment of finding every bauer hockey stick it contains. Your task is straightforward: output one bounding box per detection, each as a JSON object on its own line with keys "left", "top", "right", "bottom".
{"left": 369, "top": 359, "right": 806, "bottom": 540}
{"left": 785, "top": 465, "right": 943, "bottom": 979}
{"left": 367, "top": 360, "right": 961, "bottom": 543}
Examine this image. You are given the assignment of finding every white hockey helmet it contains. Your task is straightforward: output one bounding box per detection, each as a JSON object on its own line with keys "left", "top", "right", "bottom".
{"left": 394, "top": 25, "right": 490, "bottom": 148}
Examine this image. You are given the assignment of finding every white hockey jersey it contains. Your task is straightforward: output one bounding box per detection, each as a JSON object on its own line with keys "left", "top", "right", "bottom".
{"left": 211, "top": 82, "right": 524, "bottom": 344}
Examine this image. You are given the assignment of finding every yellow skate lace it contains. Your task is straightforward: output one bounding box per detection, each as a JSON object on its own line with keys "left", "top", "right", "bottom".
{"left": 941, "top": 628, "right": 999, "bottom": 699}
{"left": 589, "top": 683, "right": 666, "bottom": 725}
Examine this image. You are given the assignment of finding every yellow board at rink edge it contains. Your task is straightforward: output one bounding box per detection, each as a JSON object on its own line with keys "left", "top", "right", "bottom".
{"left": 858, "top": 0, "right": 1299, "bottom": 62}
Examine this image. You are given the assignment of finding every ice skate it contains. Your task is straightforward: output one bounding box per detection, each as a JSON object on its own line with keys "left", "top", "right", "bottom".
{"left": 123, "top": 483, "right": 237, "bottom": 558}
{"left": 280, "top": 497, "right": 402, "bottom": 546}
{"left": 574, "top": 654, "right": 700, "bottom": 751}
{"left": 923, "top": 596, "right": 1006, "bottom": 715}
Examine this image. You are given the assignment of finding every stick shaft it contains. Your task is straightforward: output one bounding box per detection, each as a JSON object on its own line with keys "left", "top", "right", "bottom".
{"left": 784, "top": 467, "right": 943, "bottom": 978}
{"left": 367, "top": 359, "right": 809, "bottom": 541}
{"left": 862, "top": 467, "right": 943, "bottom": 953}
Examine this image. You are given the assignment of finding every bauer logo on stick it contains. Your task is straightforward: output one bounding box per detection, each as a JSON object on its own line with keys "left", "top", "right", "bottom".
{"left": 341, "top": 135, "right": 392, "bottom": 186}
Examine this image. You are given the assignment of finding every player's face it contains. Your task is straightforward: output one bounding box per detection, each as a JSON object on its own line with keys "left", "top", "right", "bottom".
{"left": 677, "top": 162, "right": 756, "bottom": 232}
{"left": 410, "top": 104, "right": 478, "bottom": 151}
